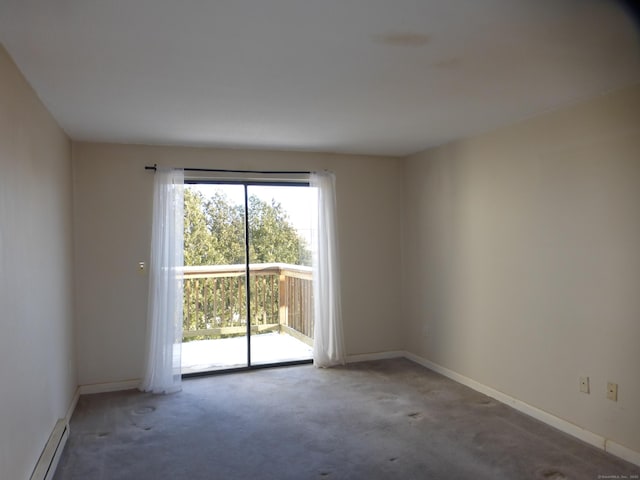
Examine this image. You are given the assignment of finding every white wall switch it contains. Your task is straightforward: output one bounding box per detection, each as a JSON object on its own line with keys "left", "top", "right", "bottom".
{"left": 579, "top": 376, "right": 589, "bottom": 394}
{"left": 607, "top": 382, "right": 618, "bottom": 401}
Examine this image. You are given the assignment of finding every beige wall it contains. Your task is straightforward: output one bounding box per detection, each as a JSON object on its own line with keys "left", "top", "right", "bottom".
{"left": 72, "top": 143, "right": 403, "bottom": 385}
{"left": 0, "top": 45, "right": 76, "bottom": 479}
{"left": 402, "top": 84, "right": 640, "bottom": 453}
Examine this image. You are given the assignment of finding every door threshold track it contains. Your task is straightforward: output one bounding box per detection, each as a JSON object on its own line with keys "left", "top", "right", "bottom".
{"left": 182, "top": 358, "right": 313, "bottom": 378}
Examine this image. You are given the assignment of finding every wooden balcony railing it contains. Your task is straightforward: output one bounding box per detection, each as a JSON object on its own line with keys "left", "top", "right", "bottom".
{"left": 182, "top": 263, "right": 314, "bottom": 345}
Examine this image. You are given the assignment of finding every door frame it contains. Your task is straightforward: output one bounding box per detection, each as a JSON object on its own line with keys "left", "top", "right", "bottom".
{"left": 182, "top": 179, "right": 314, "bottom": 378}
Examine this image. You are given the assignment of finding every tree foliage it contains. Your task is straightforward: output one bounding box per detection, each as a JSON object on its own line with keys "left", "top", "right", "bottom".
{"left": 184, "top": 187, "right": 311, "bottom": 266}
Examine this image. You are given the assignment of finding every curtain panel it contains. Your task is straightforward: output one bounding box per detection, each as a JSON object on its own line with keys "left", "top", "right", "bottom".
{"left": 311, "top": 171, "right": 346, "bottom": 367}
{"left": 141, "top": 168, "right": 184, "bottom": 393}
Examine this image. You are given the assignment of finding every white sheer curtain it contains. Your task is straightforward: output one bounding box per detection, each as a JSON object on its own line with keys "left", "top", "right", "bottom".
{"left": 311, "top": 171, "right": 346, "bottom": 367}
{"left": 141, "top": 168, "right": 184, "bottom": 394}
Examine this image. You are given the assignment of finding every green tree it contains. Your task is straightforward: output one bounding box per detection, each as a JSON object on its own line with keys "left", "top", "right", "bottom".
{"left": 183, "top": 189, "right": 213, "bottom": 265}
{"left": 183, "top": 187, "right": 311, "bottom": 266}
{"left": 248, "top": 195, "right": 311, "bottom": 265}
{"left": 203, "top": 191, "right": 245, "bottom": 265}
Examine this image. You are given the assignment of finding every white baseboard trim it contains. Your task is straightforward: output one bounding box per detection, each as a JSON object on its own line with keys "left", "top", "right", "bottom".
{"left": 65, "top": 388, "right": 80, "bottom": 425}
{"left": 78, "top": 379, "right": 141, "bottom": 395}
{"left": 402, "top": 351, "right": 640, "bottom": 467}
{"left": 605, "top": 439, "right": 640, "bottom": 468}
{"left": 29, "top": 419, "right": 69, "bottom": 480}
{"left": 346, "top": 350, "right": 405, "bottom": 363}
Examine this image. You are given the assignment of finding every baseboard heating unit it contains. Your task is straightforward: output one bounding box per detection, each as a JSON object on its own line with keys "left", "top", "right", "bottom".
{"left": 30, "top": 419, "right": 69, "bottom": 480}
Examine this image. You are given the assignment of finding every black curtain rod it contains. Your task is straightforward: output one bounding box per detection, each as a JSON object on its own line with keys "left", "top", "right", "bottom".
{"left": 145, "top": 164, "right": 311, "bottom": 175}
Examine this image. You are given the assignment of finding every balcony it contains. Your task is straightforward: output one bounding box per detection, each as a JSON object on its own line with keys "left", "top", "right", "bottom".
{"left": 181, "top": 263, "right": 314, "bottom": 373}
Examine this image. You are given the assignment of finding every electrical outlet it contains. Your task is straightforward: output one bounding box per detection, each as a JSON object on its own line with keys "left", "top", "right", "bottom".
{"left": 607, "top": 382, "right": 618, "bottom": 401}
{"left": 579, "top": 377, "right": 589, "bottom": 394}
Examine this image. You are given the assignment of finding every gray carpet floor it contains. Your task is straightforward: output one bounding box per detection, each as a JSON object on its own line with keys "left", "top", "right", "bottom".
{"left": 54, "top": 358, "right": 637, "bottom": 479}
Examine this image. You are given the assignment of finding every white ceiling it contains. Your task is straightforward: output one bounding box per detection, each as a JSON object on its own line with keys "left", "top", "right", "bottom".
{"left": 1, "top": 0, "right": 639, "bottom": 156}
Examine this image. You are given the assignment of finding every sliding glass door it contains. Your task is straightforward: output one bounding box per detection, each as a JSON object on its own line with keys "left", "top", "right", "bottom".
{"left": 181, "top": 182, "right": 314, "bottom": 374}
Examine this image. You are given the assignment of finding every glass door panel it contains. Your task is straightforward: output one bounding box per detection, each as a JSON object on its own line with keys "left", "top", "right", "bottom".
{"left": 247, "top": 185, "right": 314, "bottom": 365}
{"left": 181, "top": 184, "right": 248, "bottom": 373}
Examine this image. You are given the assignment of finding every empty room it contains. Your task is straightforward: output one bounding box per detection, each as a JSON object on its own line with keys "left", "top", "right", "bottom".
{"left": 0, "top": 0, "right": 639, "bottom": 479}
